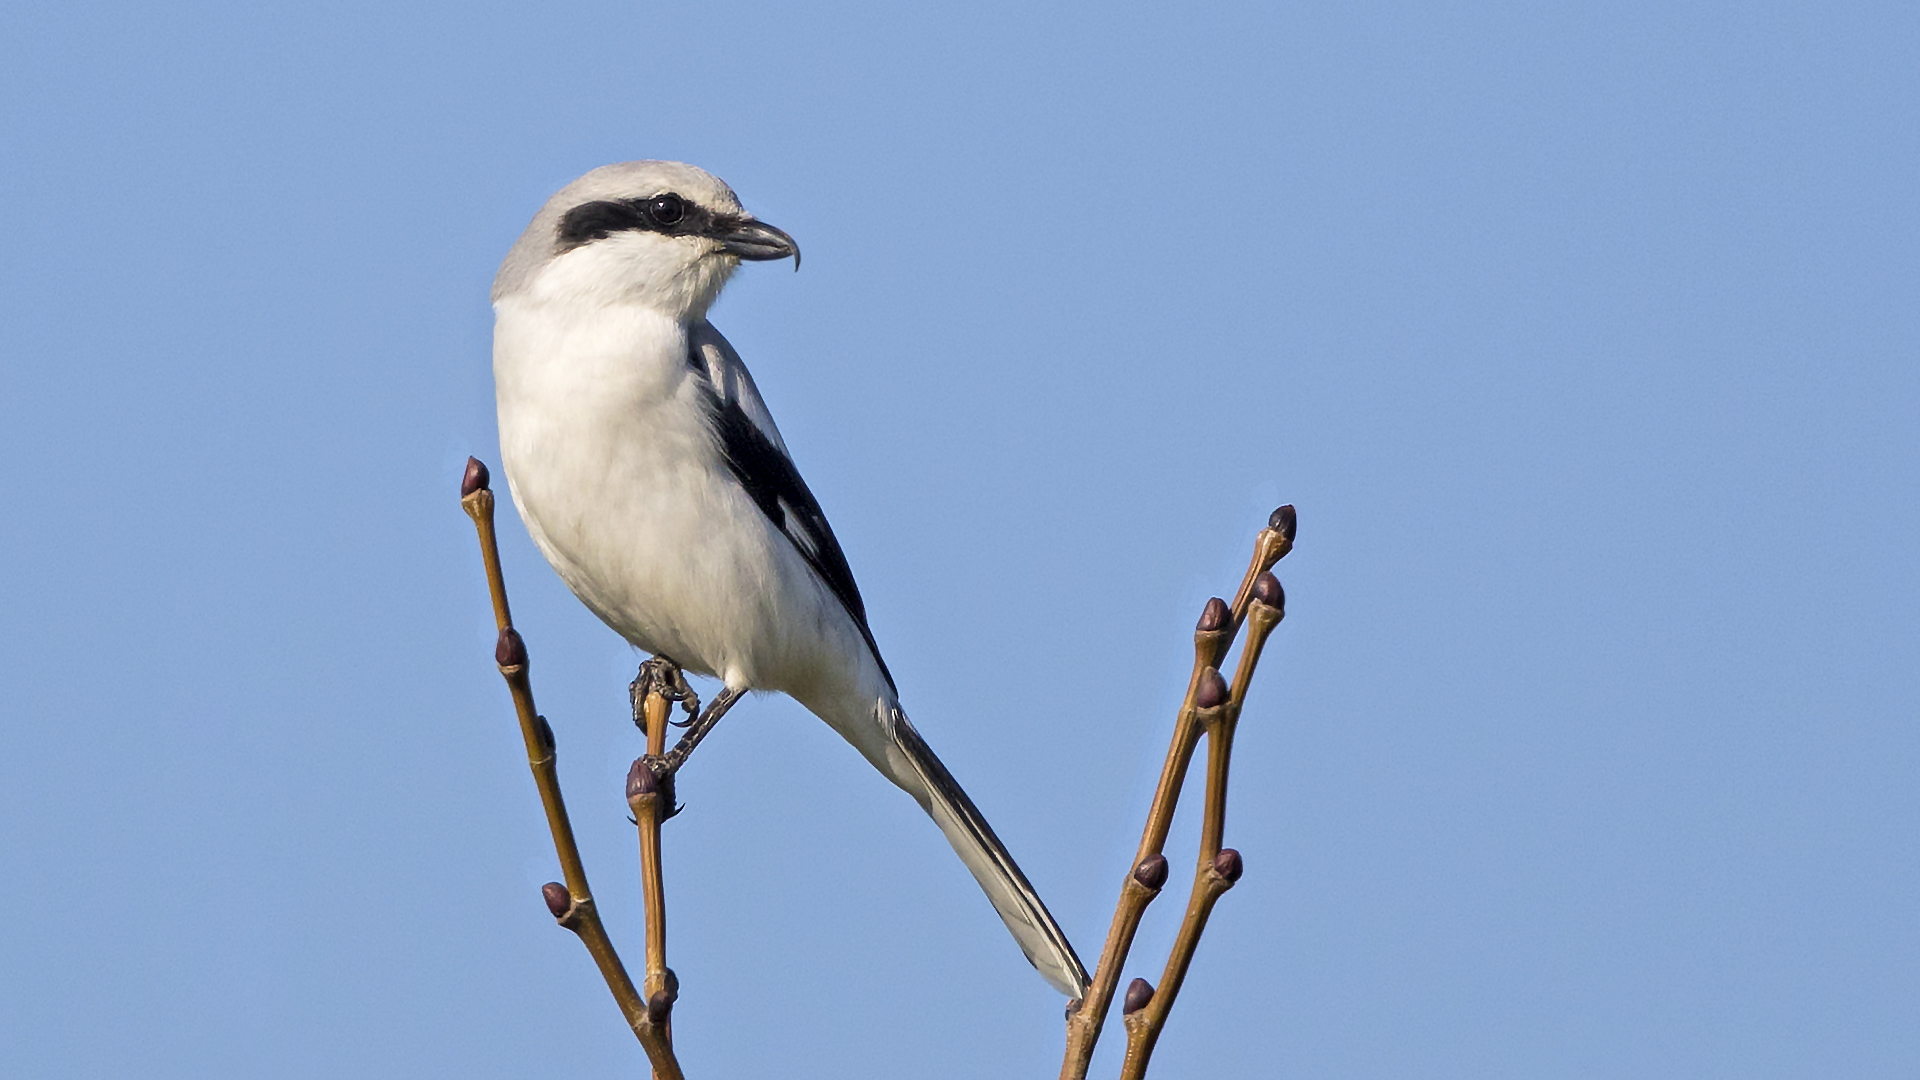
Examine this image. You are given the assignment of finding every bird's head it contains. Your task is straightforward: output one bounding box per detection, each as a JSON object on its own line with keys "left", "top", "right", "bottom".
{"left": 493, "top": 161, "right": 799, "bottom": 321}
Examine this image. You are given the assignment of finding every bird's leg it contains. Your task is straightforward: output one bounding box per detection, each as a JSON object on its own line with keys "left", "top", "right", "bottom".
{"left": 654, "top": 686, "right": 745, "bottom": 777}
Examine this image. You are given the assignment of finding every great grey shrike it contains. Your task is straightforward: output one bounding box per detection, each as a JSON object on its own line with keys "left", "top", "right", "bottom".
{"left": 490, "top": 161, "right": 1089, "bottom": 998}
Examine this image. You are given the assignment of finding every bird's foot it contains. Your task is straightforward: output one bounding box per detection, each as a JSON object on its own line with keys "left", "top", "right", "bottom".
{"left": 630, "top": 657, "right": 700, "bottom": 731}
{"left": 629, "top": 663, "right": 745, "bottom": 819}
{"left": 639, "top": 753, "right": 682, "bottom": 820}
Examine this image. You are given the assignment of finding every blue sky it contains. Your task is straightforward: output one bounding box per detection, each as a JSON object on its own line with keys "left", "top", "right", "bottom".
{"left": 2, "top": 2, "right": 1915, "bottom": 1077}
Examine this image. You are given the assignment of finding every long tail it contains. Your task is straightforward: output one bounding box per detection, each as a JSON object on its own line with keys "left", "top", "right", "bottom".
{"left": 885, "top": 708, "right": 1090, "bottom": 998}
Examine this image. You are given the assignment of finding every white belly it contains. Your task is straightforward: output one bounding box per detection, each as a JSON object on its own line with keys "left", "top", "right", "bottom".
{"left": 492, "top": 299, "right": 870, "bottom": 703}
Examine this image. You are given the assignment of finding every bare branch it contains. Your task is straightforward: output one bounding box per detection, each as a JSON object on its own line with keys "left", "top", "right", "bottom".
{"left": 1118, "top": 574, "right": 1284, "bottom": 1080}
{"left": 468, "top": 450, "right": 1293, "bottom": 1079}
{"left": 1061, "top": 506, "right": 1295, "bottom": 1080}
{"left": 630, "top": 675, "right": 679, "bottom": 1078}
{"left": 461, "top": 458, "right": 684, "bottom": 1079}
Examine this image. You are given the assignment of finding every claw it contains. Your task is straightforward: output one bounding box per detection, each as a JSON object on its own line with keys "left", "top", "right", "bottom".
{"left": 632, "top": 657, "right": 702, "bottom": 730}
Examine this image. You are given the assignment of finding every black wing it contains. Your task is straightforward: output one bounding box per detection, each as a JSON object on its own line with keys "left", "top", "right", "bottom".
{"left": 704, "top": 384, "right": 896, "bottom": 693}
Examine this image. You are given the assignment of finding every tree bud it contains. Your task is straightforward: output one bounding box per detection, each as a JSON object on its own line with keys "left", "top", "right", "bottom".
{"left": 1195, "top": 667, "right": 1228, "bottom": 709}
{"left": 1197, "top": 596, "right": 1230, "bottom": 632}
{"left": 627, "top": 758, "right": 659, "bottom": 799}
{"left": 461, "top": 457, "right": 491, "bottom": 496}
{"left": 1133, "top": 853, "right": 1169, "bottom": 891}
{"left": 1252, "top": 572, "right": 1284, "bottom": 613}
{"left": 1269, "top": 504, "right": 1297, "bottom": 543}
{"left": 1213, "top": 848, "right": 1244, "bottom": 883}
{"left": 495, "top": 627, "right": 527, "bottom": 668}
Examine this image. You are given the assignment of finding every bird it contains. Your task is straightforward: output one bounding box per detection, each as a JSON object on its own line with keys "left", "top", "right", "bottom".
{"left": 490, "top": 160, "right": 1090, "bottom": 999}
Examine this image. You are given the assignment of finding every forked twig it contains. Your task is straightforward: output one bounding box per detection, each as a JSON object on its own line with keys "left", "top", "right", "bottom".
{"left": 466, "top": 448, "right": 1294, "bottom": 1077}
{"left": 460, "top": 458, "right": 684, "bottom": 1080}
{"left": 1061, "top": 506, "right": 1296, "bottom": 1080}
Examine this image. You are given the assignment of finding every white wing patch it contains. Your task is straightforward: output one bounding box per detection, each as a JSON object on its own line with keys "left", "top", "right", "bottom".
{"left": 689, "top": 321, "right": 788, "bottom": 457}
{"left": 777, "top": 497, "right": 822, "bottom": 558}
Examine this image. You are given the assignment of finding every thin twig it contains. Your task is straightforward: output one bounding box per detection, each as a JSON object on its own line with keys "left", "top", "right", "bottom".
{"left": 1117, "top": 572, "right": 1285, "bottom": 1080}
{"left": 466, "top": 449, "right": 1290, "bottom": 1077}
{"left": 1060, "top": 506, "right": 1296, "bottom": 1080}
{"left": 460, "top": 457, "right": 684, "bottom": 1080}
{"left": 629, "top": 675, "right": 679, "bottom": 1079}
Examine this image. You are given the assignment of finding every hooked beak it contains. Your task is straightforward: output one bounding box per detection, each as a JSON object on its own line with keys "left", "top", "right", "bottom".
{"left": 714, "top": 217, "right": 801, "bottom": 270}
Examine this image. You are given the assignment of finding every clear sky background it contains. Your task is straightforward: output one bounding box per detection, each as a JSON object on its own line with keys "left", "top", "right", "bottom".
{"left": 2, "top": 2, "right": 1915, "bottom": 1077}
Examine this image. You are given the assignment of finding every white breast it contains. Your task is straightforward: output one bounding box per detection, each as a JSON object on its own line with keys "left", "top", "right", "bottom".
{"left": 491, "top": 295, "right": 874, "bottom": 703}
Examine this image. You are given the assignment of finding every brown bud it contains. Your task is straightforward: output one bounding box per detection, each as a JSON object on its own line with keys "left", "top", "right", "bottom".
{"left": 462, "top": 456, "right": 491, "bottom": 496}
{"left": 626, "top": 758, "right": 658, "bottom": 800}
{"left": 541, "top": 881, "right": 570, "bottom": 919}
{"left": 533, "top": 714, "right": 554, "bottom": 752}
{"left": 1252, "top": 572, "right": 1284, "bottom": 613}
{"left": 646, "top": 989, "right": 674, "bottom": 1025}
{"left": 1123, "top": 977, "right": 1154, "bottom": 1016}
{"left": 1065, "top": 997, "right": 1083, "bottom": 1020}
{"left": 1197, "top": 596, "right": 1230, "bottom": 633}
{"left": 1269, "top": 504, "right": 1297, "bottom": 543}
{"left": 1213, "top": 848, "right": 1244, "bottom": 883}
{"left": 1195, "top": 667, "right": 1228, "bottom": 709}
{"left": 1133, "top": 853, "right": 1169, "bottom": 891}
{"left": 495, "top": 627, "right": 527, "bottom": 668}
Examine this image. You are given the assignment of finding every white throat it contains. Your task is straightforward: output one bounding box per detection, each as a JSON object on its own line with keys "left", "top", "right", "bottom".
{"left": 528, "top": 233, "right": 741, "bottom": 321}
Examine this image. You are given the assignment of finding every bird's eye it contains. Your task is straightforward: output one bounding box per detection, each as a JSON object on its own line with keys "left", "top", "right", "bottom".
{"left": 648, "top": 194, "right": 686, "bottom": 226}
